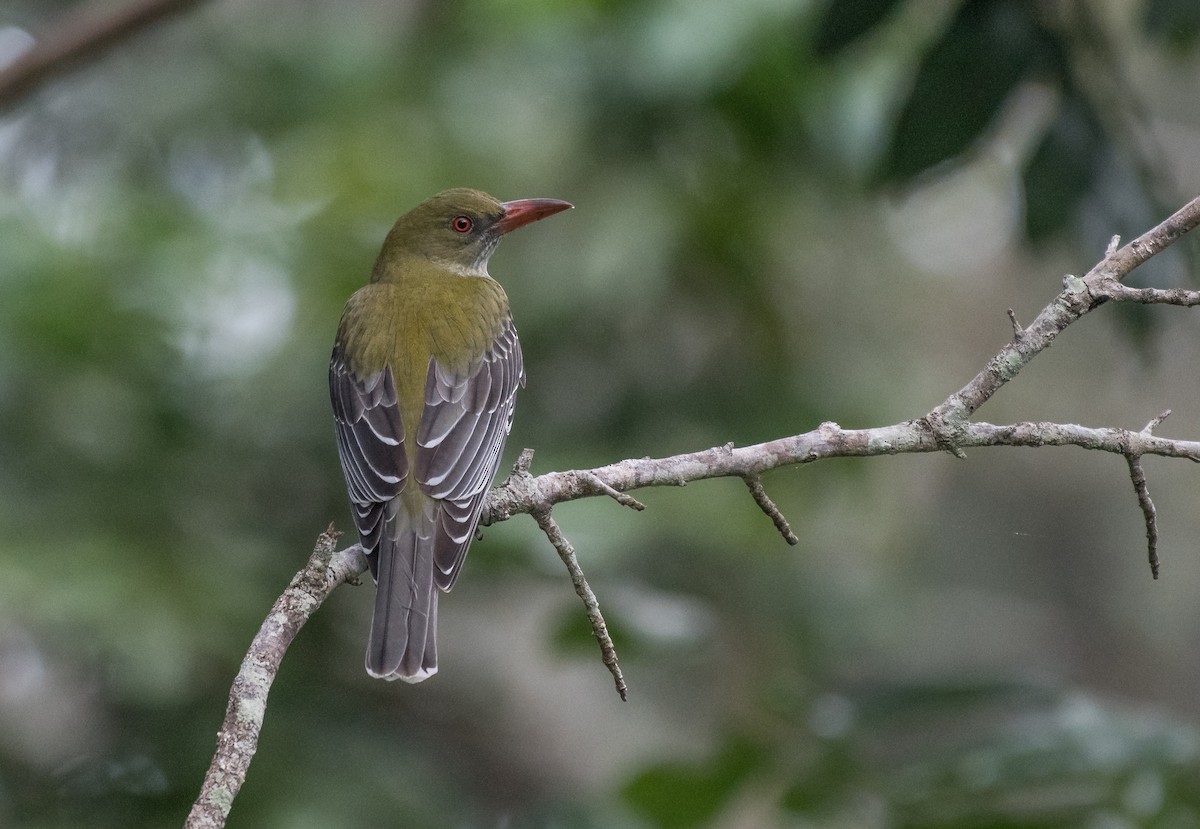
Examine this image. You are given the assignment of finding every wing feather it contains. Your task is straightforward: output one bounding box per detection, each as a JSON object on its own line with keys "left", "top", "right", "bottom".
{"left": 415, "top": 316, "right": 524, "bottom": 590}
{"left": 330, "top": 344, "right": 408, "bottom": 567}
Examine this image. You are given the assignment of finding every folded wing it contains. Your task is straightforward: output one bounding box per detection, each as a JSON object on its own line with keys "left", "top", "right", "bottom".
{"left": 416, "top": 315, "right": 525, "bottom": 590}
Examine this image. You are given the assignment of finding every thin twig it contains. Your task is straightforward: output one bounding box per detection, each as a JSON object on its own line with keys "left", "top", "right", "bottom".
{"left": 1125, "top": 453, "right": 1160, "bottom": 579}
{"left": 531, "top": 508, "right": 627, "bottom": 701}
{"left": 1007, "top": 308, "right": 1023, "bottom": 337}
{"left": 1144, "top": 411, "right": 1172, "bottom": 434}
{"left": 743, "top": 473, "right": 799, "bottom": 545}
{"left": 511, "top": 446, "right": 535, "bottom": 476}
{"left": 584, "top": 471, "right": 646, "bottom": 511}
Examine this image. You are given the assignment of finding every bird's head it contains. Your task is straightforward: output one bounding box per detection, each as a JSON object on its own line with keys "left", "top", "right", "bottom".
{"left": 375, "top": 188, "right": 572, "bottom": 278}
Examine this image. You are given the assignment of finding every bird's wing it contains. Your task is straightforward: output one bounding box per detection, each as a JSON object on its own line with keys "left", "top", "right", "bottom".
{"left": 329, "top": 344, "right": 408, "bottom": 564}
{"left": 415, "top": 315, "right": 525, "bottom": 590}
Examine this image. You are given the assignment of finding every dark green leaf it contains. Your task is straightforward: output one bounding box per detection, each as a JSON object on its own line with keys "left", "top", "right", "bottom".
{"left": 779, "top": 742, "right": 858, "bottom": 815}
{"left": 1022, "top": 94, "right": 1103, "bottom": 242}
{"left": 623, "top": 737, "right": 765, "bottom": 829}
{"left": 1143, "top": 0, "right": 1200, "bottom": 53}
{"left": 813, "top": 0, "right": 906, "bottom": 57}
{"left": 880, "top": 0, "right": 1065, "bottom": 182}
{"left": 548, "top": 603, "right": 642, "bottom": 660}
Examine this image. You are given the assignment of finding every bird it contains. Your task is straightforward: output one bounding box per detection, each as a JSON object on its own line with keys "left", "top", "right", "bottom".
{"left": 330, "top": 188, "right": 572, "bottom": 681}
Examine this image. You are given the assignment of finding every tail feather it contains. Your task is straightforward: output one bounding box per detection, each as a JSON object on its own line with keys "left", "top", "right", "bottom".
{"left": 366, "top": 500, "right": 439, "bottom": 682}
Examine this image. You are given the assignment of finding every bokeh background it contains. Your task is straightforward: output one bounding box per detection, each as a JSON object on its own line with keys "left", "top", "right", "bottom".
{"left": 3, "top": 0, "right": 1200, "bottom": 826}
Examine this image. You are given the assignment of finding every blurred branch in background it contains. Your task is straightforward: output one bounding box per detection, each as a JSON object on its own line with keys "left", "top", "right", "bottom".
{"left": 0, "top": 0, "right": 207, "bottom": 111}
{"left": 191, "top": 194, "right": 1200, "bottom": 828}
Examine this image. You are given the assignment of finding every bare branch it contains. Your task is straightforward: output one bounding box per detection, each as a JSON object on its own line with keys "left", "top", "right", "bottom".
{"left": 0, "top": 0, "right": 208, "bottom": 111}
{"left": 531, "top": 508, "right": 627, "bottom": 701}
{"left": 1095, "top": 196, "right": 1200, "bottom": 275}
{"left": 483, "top": 419, "right": 1200, "bottom": 524}
{"left": 1095, "top": 283, "right": 1200, "bottom": 306}
{"left": 186, "top": 528, "right": 366, "bottom": 829}
{"left": 922, "top": 195, "right": 1200, "bottom": 428}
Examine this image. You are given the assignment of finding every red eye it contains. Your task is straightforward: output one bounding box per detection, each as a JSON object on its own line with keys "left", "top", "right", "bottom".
{"left": 451, "top": 215, "right": 473, "bottom": 233}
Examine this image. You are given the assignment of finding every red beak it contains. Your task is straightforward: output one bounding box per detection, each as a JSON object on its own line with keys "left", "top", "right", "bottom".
{"left": 496, "top": 198, "right": 573, "bottom": 234}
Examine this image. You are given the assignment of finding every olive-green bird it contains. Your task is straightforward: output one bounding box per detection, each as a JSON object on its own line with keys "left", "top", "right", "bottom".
{"left": 330, "top": 188, "right": 572, "bottom": 681}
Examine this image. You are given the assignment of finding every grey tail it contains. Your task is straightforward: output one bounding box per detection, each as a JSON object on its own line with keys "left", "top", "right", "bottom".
{"left": 365, "top": 501, "right": 439, "bottom": 682}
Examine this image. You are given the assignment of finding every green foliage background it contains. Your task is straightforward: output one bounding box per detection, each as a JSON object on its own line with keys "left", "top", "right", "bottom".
{"left": 3, "top": 0, "right": 1200, "bottom": 826}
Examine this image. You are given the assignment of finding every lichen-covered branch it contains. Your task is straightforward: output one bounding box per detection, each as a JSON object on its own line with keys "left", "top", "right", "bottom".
{"left": 922, "top": 195, "right": 1200, "bottom": 430}
{"left": 185, "top": 528, "right": 365, "bottom": 829}
{"left": 482, "top": 419, "right": 1200, "bottom": 524}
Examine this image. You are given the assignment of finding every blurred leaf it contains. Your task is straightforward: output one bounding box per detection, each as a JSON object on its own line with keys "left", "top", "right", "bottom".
{"left": 548, "top": 602, "right": 643, "bottom": 660}
{"left": 813, "top": 0, "right": 905, "bottom": 57}
{"left": 880, "top": 0, "right": 1065, "bottom": 181}
{"left": 778, "top": 740, "right": 858, "bottom": 815}
{"left": 1022, "top": 93, "right": 1103, "bottom": 242}
{"left": 623, "top": 736, "right": 765, "bottom": 829}
{"left": 853, "top": 679, "right": 1055, "bottom": 727}
{"left": 1143, "top": 0, "right": 1200, "bottom": 53}
{"left": 799, "top": 683, "right": 1200, "bottom": 826}
{"left": 712, "top": 36, "right": 811, "bottom": 161}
